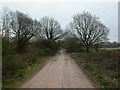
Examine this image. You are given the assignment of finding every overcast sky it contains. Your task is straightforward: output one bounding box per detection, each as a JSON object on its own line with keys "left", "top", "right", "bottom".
{"left": 0, "top": 0, "right": 118, "bottom": 42}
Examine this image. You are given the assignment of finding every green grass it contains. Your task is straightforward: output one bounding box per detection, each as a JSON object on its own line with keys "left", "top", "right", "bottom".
{"left": 100, "top": 48, "right": 118, "bottom": 51}
{"left": 2, "top": 56, "right": 53, "bottom": 88}
{"left": 70, "top": 51, "right": 119, "bottom": 88}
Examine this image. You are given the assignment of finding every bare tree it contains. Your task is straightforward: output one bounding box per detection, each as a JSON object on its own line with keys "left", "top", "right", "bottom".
{"left": 30, "top": 19, "right": 42, "bottom": 41}
{"left": 10, "top": 11, "right": 39, "bottom": 53}
{"left": 1, "top": 7, "right": 11, "bottom": 39}
{"left": 63, "top": 25, "right": 77, "bottom": 40}
{"left": 69, "top": 11, "right": 109, "bottom": 52}
{"left": 40, "top": 16, "right": 63, "bottom": 41}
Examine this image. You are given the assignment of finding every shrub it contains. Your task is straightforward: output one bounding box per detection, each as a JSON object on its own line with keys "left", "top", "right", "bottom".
{"left": 71, "top": 51, "right": 119, "bottom": 88}
{"left": 32, "top": 38, "right": 59, "bottom": 55}
{"left": 62, "top": 37, "right": 84, "bottom": 52}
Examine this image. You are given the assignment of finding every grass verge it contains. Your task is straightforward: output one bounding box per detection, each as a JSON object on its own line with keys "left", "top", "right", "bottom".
{"left": 2, "top": 56, "right": 53, "bottom": 88}
{"left": 70, "top": 51, "right": 119, "bottom": 88}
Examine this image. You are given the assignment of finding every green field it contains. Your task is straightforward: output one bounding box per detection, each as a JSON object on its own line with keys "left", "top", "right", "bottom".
{"left": 100, "top": 48, "right": 118, "bottom": 51}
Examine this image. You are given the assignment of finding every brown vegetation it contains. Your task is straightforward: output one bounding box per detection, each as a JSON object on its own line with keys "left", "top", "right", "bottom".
{"left": 70, "top": 51, "right": 119, "bottom": 88}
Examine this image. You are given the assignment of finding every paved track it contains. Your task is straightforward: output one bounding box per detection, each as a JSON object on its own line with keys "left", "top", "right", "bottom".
{"left": 21, "top": 50, "right": 95, "bottom": 88}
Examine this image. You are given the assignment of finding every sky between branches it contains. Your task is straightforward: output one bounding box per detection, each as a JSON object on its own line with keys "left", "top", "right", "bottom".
{"left": 0, "top": 0, "right": 118, "bottom": 42}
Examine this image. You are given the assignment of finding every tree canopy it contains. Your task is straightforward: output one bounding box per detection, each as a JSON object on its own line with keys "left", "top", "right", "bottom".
{"left": 68, "top": 11, "right": 109, "bottom": 52}
{"left": 40, "top": 16, "right": 63, "bottom": 41}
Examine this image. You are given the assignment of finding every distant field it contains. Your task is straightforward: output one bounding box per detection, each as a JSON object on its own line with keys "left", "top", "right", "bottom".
{"left": 100, "top": 48, "right": 118, "bottom": 51}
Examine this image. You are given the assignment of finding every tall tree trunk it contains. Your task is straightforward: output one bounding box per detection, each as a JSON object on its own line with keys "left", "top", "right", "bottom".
{"left": 86, "top": 45, "right": 89, "bottom": 52}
